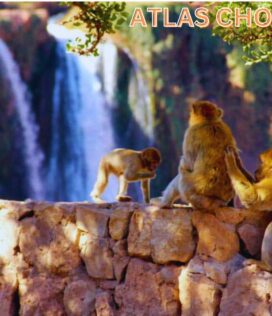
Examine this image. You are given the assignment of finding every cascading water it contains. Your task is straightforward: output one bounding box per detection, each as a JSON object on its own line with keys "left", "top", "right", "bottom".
{"left": 0, "top": 39, "right": 44, "bottom": 199}
{"left": 47, "top": 18, "right": 118, "bottom": 202}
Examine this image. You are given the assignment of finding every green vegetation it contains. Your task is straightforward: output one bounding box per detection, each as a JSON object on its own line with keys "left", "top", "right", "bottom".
{"left": 63, "top": 2, "right": 128, "bottom": 56}
{"left": 209, "top": 2, "right": 272, "bottom": 65}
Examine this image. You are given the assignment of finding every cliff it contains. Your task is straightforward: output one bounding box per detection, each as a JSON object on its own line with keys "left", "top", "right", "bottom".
{"left": 0, "top": 200, "right": 271, "bottom": 315}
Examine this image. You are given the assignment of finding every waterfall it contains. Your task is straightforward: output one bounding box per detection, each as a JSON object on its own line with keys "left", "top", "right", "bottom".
{"left": 47, "top": 18, "right": 118, "bottom": 202}
{"left": 0, "top": 39, "right": 44, "bottom": 199}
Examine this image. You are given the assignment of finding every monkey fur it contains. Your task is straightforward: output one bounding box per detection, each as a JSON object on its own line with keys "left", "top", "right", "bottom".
{"left": 91, "top": 147, "right": 161, "bottom": 203}
{"left": 151, "top": 100, "right": 251, "bottom": 209}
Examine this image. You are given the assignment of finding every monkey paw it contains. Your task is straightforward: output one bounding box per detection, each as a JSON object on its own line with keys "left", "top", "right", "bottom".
{"left": 92, "top": 197, "right": 107, "bottom": 204}
{"left": 116, "top": 195, "right": 133, "bottom": 202}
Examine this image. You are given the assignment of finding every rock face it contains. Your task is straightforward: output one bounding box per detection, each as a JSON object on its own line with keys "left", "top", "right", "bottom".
{"left": 128, "top": 207, "right": 195, "bottom": 264}
{"left": 115, "top": 258, "right": 181, "bottom": 316}
{"left": 0, "top": 200, "right": 271, "bottom": 315}
{"left": 219, "top": 265, "right": 272, "bottom": 316}
{"left": 192, "top": 211, "right": 240, "bottom": 262}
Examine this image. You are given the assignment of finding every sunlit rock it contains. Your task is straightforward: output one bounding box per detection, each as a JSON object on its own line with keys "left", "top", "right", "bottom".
{"left": 219, "top": 265, "right": 272, "bottom": 316}
{"left": 128, "top": 206, "right": 195, "bottom": 263}
{"left": 76, "top": 205, "right": 111, "bottom": 237}
{"left": 0, "top": 217, "right": 19, "bottom": 264}
{"left": 115, "top": 258, "right": 181, "bottom": 316}
{"left": 262, "top": 222, "right": 272, "bottom": 270}
{"left": 127, "top": 208, "right": 152, "bottom": 258}
{"left": 19, "top": 206, "right": 81, "bottom": 275}
{"left": 109, "top": 206, "right": 134, "bottom": 240}
{"left": 79, "top": 233, "right": 114, "bottom": 279}
{"left": 95, "top": 291, "right": 115, "bottom": 316}
{"left": 63, "top": 279, "right": 96, "bottom": 316}
{"left": 192, "top": 211, "right": 240, "bottom": 262}
{"left": 150, "top": 208, "right": 195, "bottom": 264}
{"left": 18, "top": 273, "right": 66, "bottom": 316}
{"left": 179, "top": 256, "right": 222, "bottom": 316}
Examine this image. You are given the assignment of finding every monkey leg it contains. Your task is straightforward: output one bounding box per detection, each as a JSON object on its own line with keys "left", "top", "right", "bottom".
{"left": 141, "top": 179, "right": 150, "bottom": 204}
{"left": 90, "top": 161, "right": 109, "bottom": 203}
{"left": 151, "top": 175, "right": 180, "bottom": 208}
{"left": 116, "top": 175, "right": 132, "bottom": 202}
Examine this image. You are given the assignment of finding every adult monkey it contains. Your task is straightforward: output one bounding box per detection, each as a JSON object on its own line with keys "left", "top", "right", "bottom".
{"left": 225, "top": 148, "right": 272, "bottom": 271}
{"left": 151, "top": 100, "right": 252, "bottom": 209}
{"left": 225, "top": 147, "right": 272, "bottom": 210}
{"left": 91, "top": 148, "right": 161, "bottom": 203}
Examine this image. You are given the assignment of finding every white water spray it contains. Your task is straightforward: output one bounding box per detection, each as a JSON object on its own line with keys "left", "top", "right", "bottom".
{"left": 47, "top": 17, "right": 118, "bottom": 201}
{"left": 0, "top": 39, "right": 44, "bottom": 199}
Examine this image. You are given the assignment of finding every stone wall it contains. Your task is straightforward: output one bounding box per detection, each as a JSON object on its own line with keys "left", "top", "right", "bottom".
{"left": 0, "top": 200, "right": 271, "bottom": 315}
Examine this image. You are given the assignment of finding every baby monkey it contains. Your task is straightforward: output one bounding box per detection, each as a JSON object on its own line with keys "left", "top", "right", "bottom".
{"left": 91, "top": 148, "right": 161, "bottom": 203}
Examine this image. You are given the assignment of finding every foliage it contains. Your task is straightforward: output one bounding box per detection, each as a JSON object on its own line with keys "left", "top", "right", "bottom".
{"left": 209, "top": 2, "right": 272, "bottom": 65}
{"left": 62, "top": 2, "right": 128, "bottom": 56}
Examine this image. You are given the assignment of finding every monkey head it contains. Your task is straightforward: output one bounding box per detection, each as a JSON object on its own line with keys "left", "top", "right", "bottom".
{"left": 189, "top": 101, "right": 223, "bottom": 126}
{"left": 141, "top": 147, "right": 162, "bottom": 171}
{"left": 255, "top": 149, "right": 272, "bottom": 181}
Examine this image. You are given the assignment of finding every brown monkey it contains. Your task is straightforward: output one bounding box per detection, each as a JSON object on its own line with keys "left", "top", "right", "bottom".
{"left": 152, "top": 100, "right": 251, "bottom": 209}
{"left": 225, "top": 148, "right": 272, "bottom": 271}
{"left": 225, "top": 147, "right": 272, "bottom": 210}
{"left": 91, "top": 148, "right": 161, "bottom": 203}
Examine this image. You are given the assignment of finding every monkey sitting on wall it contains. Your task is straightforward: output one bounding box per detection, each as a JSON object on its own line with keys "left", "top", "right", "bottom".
{"left": 151, "top": 100, "right": 252, "bottom": 209}
{"left": 91, "top": 148, "right": 161, "bottom": 203}
{"left": 225, "top": 147, "right": 272, "bottom": 211}
{"left": 225, "top": 148, "right": 272, "bottom": 271}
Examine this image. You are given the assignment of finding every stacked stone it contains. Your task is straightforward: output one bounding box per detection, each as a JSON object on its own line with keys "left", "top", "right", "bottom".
{"left": 0, "top": 200, "right": 271, "bottom": 315}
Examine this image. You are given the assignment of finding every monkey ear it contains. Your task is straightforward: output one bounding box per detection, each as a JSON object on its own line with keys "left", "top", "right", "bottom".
{"left": 190, "top": 103, "right": 198, "bottom": 113}
{"left": 217, "top": 108, "right": 224, "bottom": 118}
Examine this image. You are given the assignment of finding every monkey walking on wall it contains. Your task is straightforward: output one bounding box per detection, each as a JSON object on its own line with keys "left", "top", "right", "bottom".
{"left": 225, "top": 147, "right": 272, "bottom": 271}
{"left": 151, "top": 100, "right": 252, "bottom": 210}
{"left": 91, "top": 148, "right": 161, "bottom": 204}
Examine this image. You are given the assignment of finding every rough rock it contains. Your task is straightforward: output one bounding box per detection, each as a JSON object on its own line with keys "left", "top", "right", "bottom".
{"left": 192, "top": 211, "right": 240, "bottom": 262}
{"left": 261, "top": 222, "right": 272, "bottom": 269}
{"left": 109, "top": 206, "right": 133, "bottom": 240}
{"left": 0, "top": 199, "right": 34, "bottom": 220}
{"left": 79, "top": 233, "right": 114, "bottom": 279}
{"left": 238, "top": 223, "right": 263, "bottom": 256}
{"left": 0, "top": 216, "right": 19, "bottom": 263}
{"left": 113, "top": 256, "right": 130, "bottom": 283}
{"left": 95, "top": 291, "right": 115, "bottom": 316}
{"left": 219, "top": 265, "right": 272, "bottom": 316}
{"left": 19, "top": 206, "right": 81, "bottom": 275}
{"left": 18, "top": 273, "right": 67, "bottom": 316}
{"left": 0, "top": 200, "right": 270, "bottom": 315}
{"left": 76, "top": 205, "right": 111, "bottom": 237}
{"left": 150, "top": 208, "right": 195, "bottom": 264}
{"left": 203, "top": 254, "right": 245, "bottom": 285}
{"left": 115, "top": 258, "right": 181, "bottom": 316}
{"left": 128, "top": 207, "right": 195, "bottom": 264}
{"left": 0, "top": 278, "right": 17, "bottom": 316}
{"left": 63, "top": 279, "right": 96, "bottom": 316}
{"left": 127, "top": 208, "right": 152, "bottom": 258}
{"left": 179, "top": 256, "right": 222, "bottom": 316}
{"left": 111, "top": 239, "right": 128, "bottom": 257}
